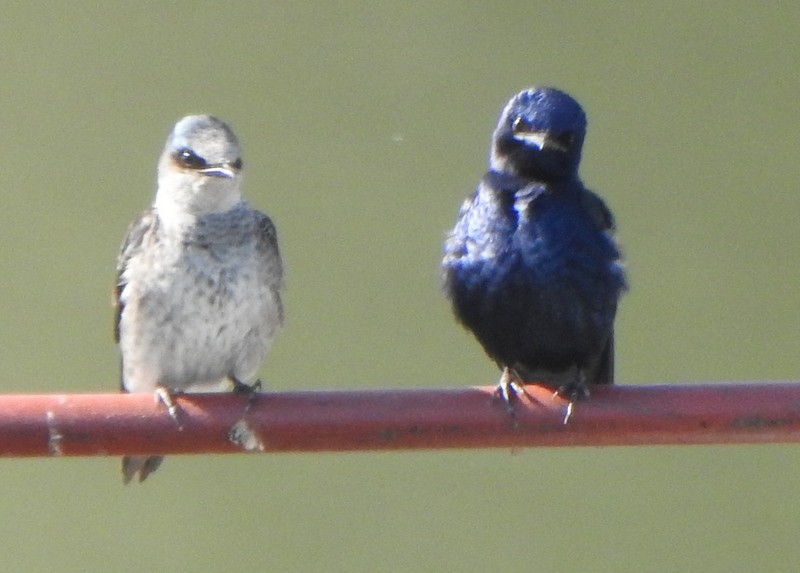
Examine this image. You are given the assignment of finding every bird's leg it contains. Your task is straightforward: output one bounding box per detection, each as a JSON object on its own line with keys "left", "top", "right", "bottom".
{"left": 154, "top": 386, "right": 184, "bottom": 430}
{"left": 494, "top": 367, "right": 528, "bottom": 414}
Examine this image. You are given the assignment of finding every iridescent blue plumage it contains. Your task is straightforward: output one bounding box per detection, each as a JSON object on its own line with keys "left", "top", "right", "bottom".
{"left": 442, "top": 87, "right": 627, "bottom": 406}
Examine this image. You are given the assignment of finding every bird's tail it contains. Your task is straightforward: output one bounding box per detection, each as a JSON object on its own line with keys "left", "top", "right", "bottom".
{"left": 122, "top": 455, "right": 164, "bottom": 484}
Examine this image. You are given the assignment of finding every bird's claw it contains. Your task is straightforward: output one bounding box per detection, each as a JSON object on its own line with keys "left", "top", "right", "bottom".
{"left": 154, "top": 387, "right": 184, "bottom": 430}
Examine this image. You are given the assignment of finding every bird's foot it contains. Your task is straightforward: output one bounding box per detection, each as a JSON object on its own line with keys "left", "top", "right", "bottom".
{"left": 231, "top": 377, "right": 262, "bottom": 394}
{"left": 231, "top": 377, "right": 262, "bottom": 413}
{"left": 154, "top": 387, "right": 184, "bottom": 430}
{"left": 553, "top": 372, "right": 589, "bottom": 425}
{"left": 494, "top": 368, "right": 529, "bottom": 417}
{"left": 225, "top": 377, "right": 264, "bottom": 449}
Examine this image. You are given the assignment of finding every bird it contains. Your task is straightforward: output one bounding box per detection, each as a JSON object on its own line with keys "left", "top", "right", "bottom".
{"left": 442, "top": 87, "right": 627, "bottom": 413}
{"left": 114, "top": 115, "right": 284, "bottom": 483}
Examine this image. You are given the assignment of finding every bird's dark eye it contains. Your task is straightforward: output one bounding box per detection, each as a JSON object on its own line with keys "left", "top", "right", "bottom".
{"left": 512, "top": 116, "right": 533, "bottom": 134}
{"left": 175, "top": 148, "right": 207, "bottom": 169}
{"left": 231, "top": 158, "right": 243, "bottom": 170}
{"left": 553, "top": 132, "right": 576, "bottom": 149}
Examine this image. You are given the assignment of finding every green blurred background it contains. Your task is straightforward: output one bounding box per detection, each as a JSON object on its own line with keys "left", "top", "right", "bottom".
{"left": 1, "top": 2, "right": 799, "bottom": 571}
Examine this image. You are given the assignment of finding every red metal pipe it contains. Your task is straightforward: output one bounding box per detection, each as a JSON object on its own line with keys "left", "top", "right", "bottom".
{"left": 0, "top": 383, "right": 799, "bottom": 457}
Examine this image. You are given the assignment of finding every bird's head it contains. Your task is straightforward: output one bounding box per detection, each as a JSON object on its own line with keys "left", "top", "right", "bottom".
{"left": 156, "top": 115, "right": 244, "bottom": 219}
{"left": 490, "top": 87, "right": 587, "bottom": 182}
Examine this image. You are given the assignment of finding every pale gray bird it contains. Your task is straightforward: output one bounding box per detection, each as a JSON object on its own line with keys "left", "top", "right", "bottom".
{"left": 114, "top": 115, "right": 284, "bottom": 484}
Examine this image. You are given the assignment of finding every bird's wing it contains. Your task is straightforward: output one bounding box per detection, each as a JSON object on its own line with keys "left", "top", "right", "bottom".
{"left": 254, "top": 212, "right": 285, "bottom": 326}
{"left": 581, "top": 189, "right": 616, "bottom": 232}
{"left": 592, "top": 332, "right": 615, "bottom": 386}
{"left": 113, "top": 209, "right": 159, "bottom": 344}
{"left": 582, "top": 189, "right": 621, "bottom": 386}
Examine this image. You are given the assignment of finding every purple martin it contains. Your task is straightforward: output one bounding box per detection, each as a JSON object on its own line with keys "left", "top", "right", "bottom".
{"left": 442, "top": 87, "right": 627, "bottom": 410}
{"left": 114, "top": 115, "right": 284, "bottom": 483}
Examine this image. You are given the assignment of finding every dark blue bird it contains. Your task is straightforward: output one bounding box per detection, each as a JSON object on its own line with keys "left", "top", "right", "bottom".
{"left": 442, "top": 87, "right": 627, "bottom": 410}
